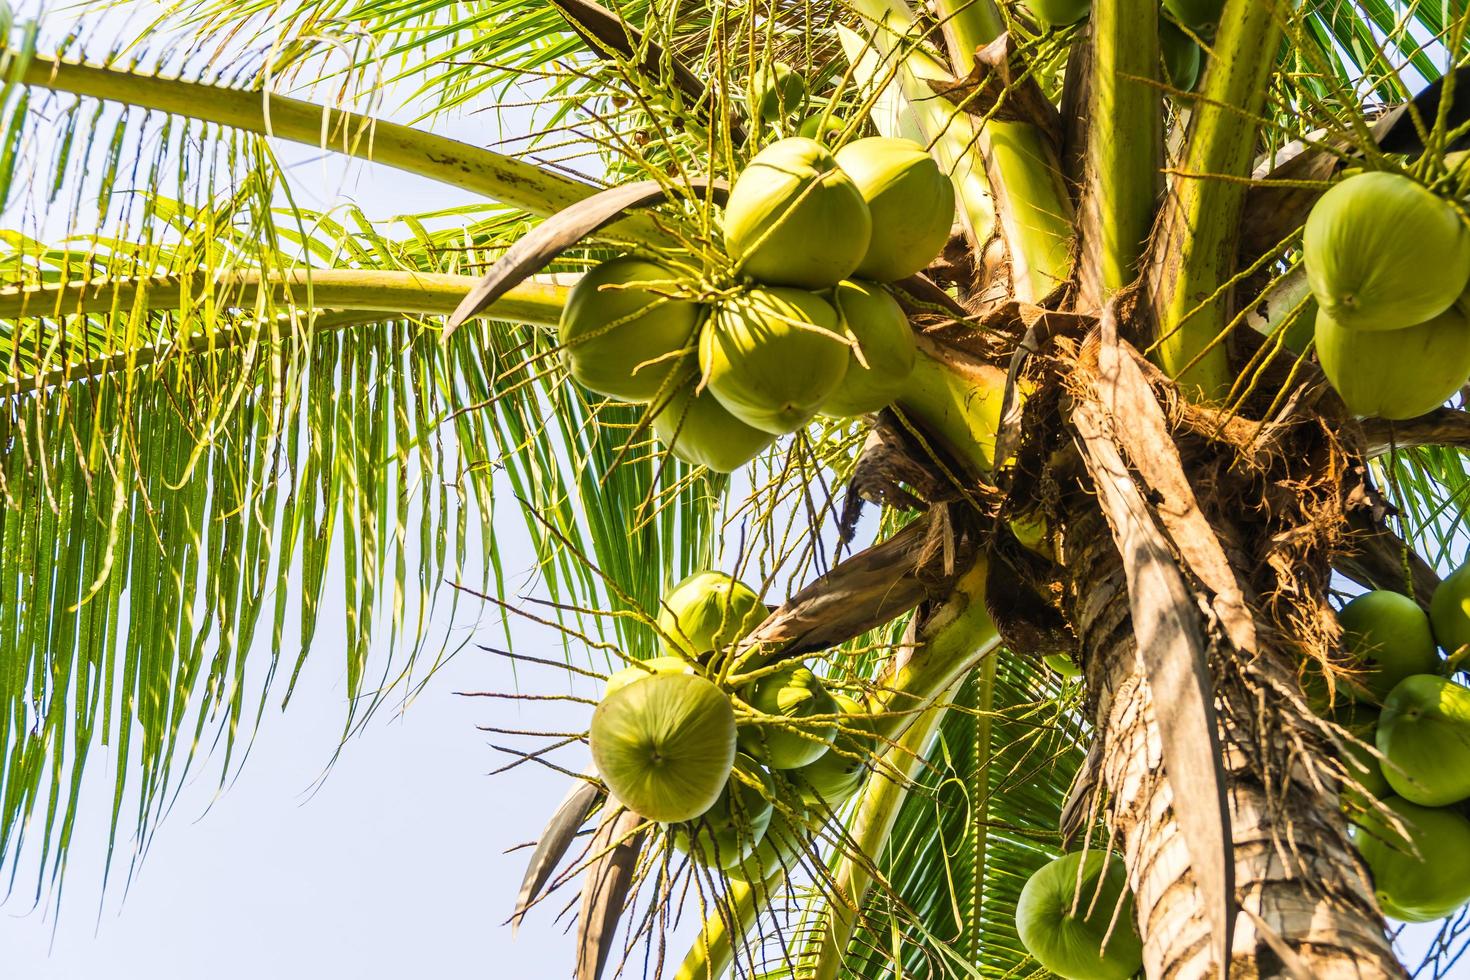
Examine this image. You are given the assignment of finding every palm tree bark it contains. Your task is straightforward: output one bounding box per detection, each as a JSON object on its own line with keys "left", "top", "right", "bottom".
{"left": 1061, "top": 502, "right": 1403, "bottom": 979}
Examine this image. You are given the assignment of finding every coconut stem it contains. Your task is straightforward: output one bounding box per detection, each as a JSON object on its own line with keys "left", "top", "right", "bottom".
{"left": 1145, "top": 0, "right": 1287, "bottom": 399}
{"left": 1076, "top": 0, "right": 1164, "bottom": 307}
{"left": 19, "top": 55, "right": 675, "bottom": 247}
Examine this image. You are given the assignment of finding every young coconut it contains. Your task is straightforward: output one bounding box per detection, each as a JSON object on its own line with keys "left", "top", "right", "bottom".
{"left": 651, "top": 381, "right": 775, "bottom": 473}
{"left": 1023, "top": 0, "right": 1090, "bottom": 28}
{"left": 722, "top": 137, "right": 872, "bottom": 289}
{"left": 1009, "top": 514, "right": 1053, "bottom": 558}
{"left": 1337, "top": 590, "right": 1442, "bottom": 702}
{"left": 604, "top": 656, "right": 695, "bottom": 698}
{"left": 657, "top": 570, "right": 767, "bottom": 661}
{"left": 1314, "top": 304, "right": 1470, "bottom": 419}
{"left": 1329, "top": 702, "right": 1391, "bottom": 808}
{"left": 739, "top": 663, "right": 839, "bottom": 770}
{"left": 668, "top": 755, "right": 776, "bottom": 869}
{"left": 1304, "top": 172, "right": 1470, "bottom": 330}
{"left": 1376, "top": 674, "right": 1470, "bottom": 806}
{"left": 1016, "top": 851, "right": 1144, "bottom": 980}
{"left": 558, "top": 257, "right": 702, "bottom": 401}
{"left": 798, "top": 114, "right": 844, "bottom": 144}
{"left": 792, "top": 693, "right": 874, "bottom": 807}
{"left": 833, "top": 137, "right": 956, "bottom": 282}
{"left": 1160, "top": 20, "right": 1201, "bottom": 93}
{"left": 1353, "top": 796, "right": 1470, "bottom": 922}
{"left": 1163, "top": 0, "right": 1222, "bottom": 31}
{"left": 701, "top": 286, "right": 850, "bottom": 434}
{"left": 590, "top": 673, "right": 737, "bottom": 823}
{"left": 750, "top": 62, "right": 805, "bottom": 121}
{"left": 1430, "top": 560, "right": 1470, "bottom": 654}
{"left": 821, "top": 281, "right": 916, "bottom": 417}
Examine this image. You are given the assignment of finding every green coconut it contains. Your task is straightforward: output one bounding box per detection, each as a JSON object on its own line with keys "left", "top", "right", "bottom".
{"left": 739, "top": 663, "right": 839, "bottom": 769}
{"left": 751, "top": 62, "right": 806, "bottom": 121}
{"left": 1016, "top": 852, "right": 1144, "bottom": 980}
{"left": 1161, "top": 20, "right": 1201, "bottom": 93}
{"left": 1304, "top": 172, "right": 1470, "bottom": 330}
{"left": 1337, "top": 591, "right": 1441, "bottom": 703}
{"left": 820, "top": 281, "right": 916, "bottom": 417}
{"left": 1314, "top": 305, "right": 1470, "bottom": 419}
{"left": 652, "top": 382, "right": 775, "bottom": 473}
{"left": 1331, "top": 703, "right": 1391, "bottom": 806}
{"left": 1044, "top": 652, "right": 1082, "bottom": 680}
{"left": 1163, "top": 0, "right": 1223, "bottom": 30}
{"left": 792, "top": 693, "right": 874, "bottom": 807}
{"left": 701, "top": 286, "right": 850, "bottom": 434}
{"left": 725, "top": 807, "right": 808, "bottom": 883}
{"left": 723, "top": 137, "right": 872, "bottom": 289}
{"left": 669, "top": 755, "right": 775, "bottom": 869}
{"left": 1431, "top": 561, "right": 1470, "bottom": 654}
{"left": 1024, "top": 0, "right": 1091, "bottom": 28}
{"left": 657, "top": 570, "right": 767, "bottom": 661}
{"left": 1377, "top": 674, "right": 1470, "bottom": 806}
{"left": 1010, "top": 514, "right": 1053, "bottom": 558}
{"left": 558, "top": 257, "right": 702, "bottom": 401}
{"left": 1353, "top": 796, "right": 1470, "bottom": 922}
{"left": 604, "top": 656, "right": 695, "bottom": 699}
{"left": 833, "top": 137, "right": 956, "bottom": 282}
{"left": 798, "top": 115, "right": 844, "bottom": 144}
{"left": 590, "top": 673, "right": 737, "bottom": 823}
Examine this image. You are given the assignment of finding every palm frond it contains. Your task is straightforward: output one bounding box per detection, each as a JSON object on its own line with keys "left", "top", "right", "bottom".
{"left": 836, "top": 656, "right": 1086, "bottom": 978}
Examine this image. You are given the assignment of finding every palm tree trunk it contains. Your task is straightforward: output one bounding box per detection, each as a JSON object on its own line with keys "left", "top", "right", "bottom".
{"left": 1061, "top": 502, "right": 1403, "bottom": 979}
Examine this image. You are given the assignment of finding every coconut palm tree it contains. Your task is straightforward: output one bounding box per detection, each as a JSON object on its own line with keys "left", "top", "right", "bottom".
{"left": 6, "top": 0, "right": 1470, "bottom": 976}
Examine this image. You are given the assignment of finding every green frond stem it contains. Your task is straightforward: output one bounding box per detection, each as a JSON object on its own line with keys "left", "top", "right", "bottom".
{"left": 672, "top": 870, "right": 782, "bottom": 980}
{"left": 1077, "top": 0, "right": 1162, "bottom": 305}
{"left": 869, "top": 556, "right": 999, "bottom": 745}
{"left": 17, "top": 56, "right": 670, "bottom": 246}
{"left": 809, "top": 694, "right": 959, "bottom": 980}
{"left": 1147, "top": 0, "right": 1287, "bottom": 398}
{"left": 851, "top": 0, "right": 1074, "bottom": 302}
{"left": 1, "top": 271, "right": 568, "bottom": 386}
{"left": 980, "top": 123, "right": 1077, "bottom": 300}
{"left": 800, "top": 558, "right": 998, "bottom": 979}
{"left": 892, "top": 342, "right": 1010, "bottom": 477}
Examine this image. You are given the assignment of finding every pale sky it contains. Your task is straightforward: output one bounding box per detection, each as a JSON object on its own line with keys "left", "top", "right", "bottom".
{"left": 1, "top": 5, "right": 608, "bottom": 971}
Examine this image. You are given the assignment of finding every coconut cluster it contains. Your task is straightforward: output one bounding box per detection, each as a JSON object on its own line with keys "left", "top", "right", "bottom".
{"left": 1022, "top": 1, "right": 1207, "bottom": 94}
{"left": 1304, "top": 171, "right": 1470, "bottom": 419}
{"left": 556, "top": 135, "right": 952, "bottom": 474}
{"left": 587, "top": 571, "right": 876, "bottom": 880}
{"left": 1313, "top": 576, "right": 1470, "bottom": 922}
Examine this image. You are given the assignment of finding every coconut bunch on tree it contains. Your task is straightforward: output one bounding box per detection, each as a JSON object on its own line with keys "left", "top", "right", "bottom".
{"left": 1311, "top": 571, "right": 1470, "bottom": 925}
{"left": 589, "top": 571, "right": 880, "bottom": 878}
{"left": 559, "top": 132, "right": 950, "bottom": 473}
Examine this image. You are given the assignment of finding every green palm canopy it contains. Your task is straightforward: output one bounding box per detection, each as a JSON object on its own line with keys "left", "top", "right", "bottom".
{"left": 6, "top": 0, "right": 1470, "bottom": 977}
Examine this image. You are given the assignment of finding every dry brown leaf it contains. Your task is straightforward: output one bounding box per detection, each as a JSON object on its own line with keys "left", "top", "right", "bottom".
{"left": 512, "top": 773, "right": 603, "bottom": 935}
{"left": 575, "top": 807, "right": 647, "bottom": 980}
{"left": 1072, "top": 395, "right": 1235, "bottom": 979}
{"left": 445, "top": 177, "right": 728, "bottom": 335}
{"left": 1093, "top": 309, "right": 1259, "bottom": 654}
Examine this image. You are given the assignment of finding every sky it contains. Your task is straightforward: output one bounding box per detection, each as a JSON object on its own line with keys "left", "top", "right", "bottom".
{"left": 0, "top": 3, "right": 609, "bottom": 974}
{"left": 0, "top": 143, "right": 605, "bottom": 974}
